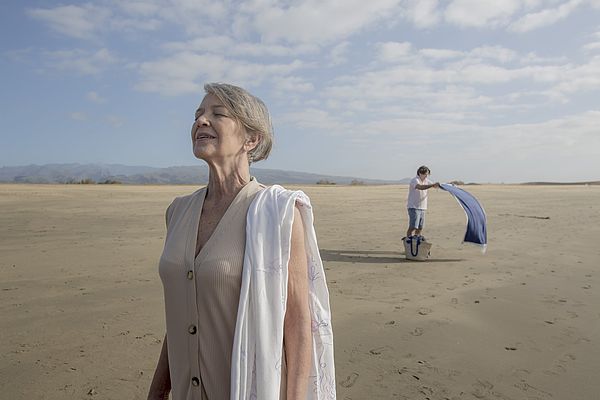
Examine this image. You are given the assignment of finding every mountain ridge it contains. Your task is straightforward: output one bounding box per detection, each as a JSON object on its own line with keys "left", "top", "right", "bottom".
{"left": 0, "top": 163, "right": 409, "bottom": 185}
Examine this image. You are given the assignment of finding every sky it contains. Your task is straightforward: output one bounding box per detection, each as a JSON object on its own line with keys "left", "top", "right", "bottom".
{"left": 1, "top": 0, "right": 599, "bottom": 183}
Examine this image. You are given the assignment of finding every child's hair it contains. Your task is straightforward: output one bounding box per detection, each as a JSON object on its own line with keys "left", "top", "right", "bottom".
{"left": 417, "top": 165, "right": 431, "bottom": 175}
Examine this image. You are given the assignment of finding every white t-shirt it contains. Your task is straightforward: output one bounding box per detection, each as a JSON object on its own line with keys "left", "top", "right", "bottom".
{"left": 407, "top": 176, "right": 432, "bottom": 210}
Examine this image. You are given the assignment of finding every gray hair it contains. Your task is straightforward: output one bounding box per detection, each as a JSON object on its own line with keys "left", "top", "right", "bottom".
{"left": 204, "top": 82, "right": 273, "bottom": 163}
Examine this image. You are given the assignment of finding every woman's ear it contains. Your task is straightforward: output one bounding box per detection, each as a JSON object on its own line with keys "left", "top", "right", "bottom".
{"left": 244, "top": 132, "right": 261, "bottom": 153}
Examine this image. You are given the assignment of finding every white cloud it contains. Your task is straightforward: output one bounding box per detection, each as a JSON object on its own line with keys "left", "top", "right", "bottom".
{"left": 109, "top": 17, "right": 162, "bottom": 32}
{"left": 377, "top": 41, "right": 413, "bottom": 63}
{"left": 151, "top": 0, "right": 231, "bottom": 35}
{"left": 86, "top": 91, "right": 106, "bottom": 103}
{"left": 335, "top": 61, "right": 563, "bottom": 89}
{"left": 135, "top": 52, "right": 219, "bottom": 95}
{"left": 246, "top": 0, "right": 402, "bottom": 44}
{"left": 509, "top": 0, "right": 583, "bottom": 32}
{"left": 518, "top": 52, "right": 569, "bottom": 64}
{"left": 3, "top": 48, "right": 33, "bottom": 63}
{"left": 522, "top": 0, "right": 547, "bottom": 8}
{"left": 281, "top": 104, "right": 600, "bottom": 182}
{"left": 393, "top": 0, "right": 597, "bottom": 33}
{"left": 27, "top": 1, "right": 406, "bottom": 43}
{"left": 135, "top": 51, "right": 304, "bottom": 95}
{"left": 547, "top": 55, "right": 600, "bottom": 95}
{"left": 44, "top": 48, "right": 117, "bottom": 75}
{"left": 329, "top": 41, "right": 351, "bottom": 66}
{"left": 162, "top": 36, "right": 233, "bottom": 53}
{"left": 27, "top": 4, "right": 110, "bottom": 39}
{"left": 469, "top": 46, "right": 517, "bottom": 63}
{"left": 25, "top": 0, "right": 592, "bottom": 48}
{"left": 70, "top": 112, "right": 87, "bottom": 121}
{"left": 480, "top": 110, "right": 600, "bottom": 164}
{"left": 402, "top": 0, "right": 441, "bottom": 28}
{"left": 444, "top": 0, "right": 522, "bottom": 28}
{"left": 162, "top": 36, "right": 318, "bottom": 57}
{"left": 27, "top": 3, "right": 165, "bottom": 40}
{"left": 9, "top": 1, "right": 600, "bottom": 183}
{"left": 106, "top": 115, "right": 125, "bottom": 128}
{"left": 582, "top": 29, "right": 600, "bottom": 52}
{"left": 310, "top": 39, "right": 595, "bottom": 132}
{"left": 583, "top": 41, "right": 600, "bottom": 51}
{"left": 419, "top": 48, "right": 464, "bottom": 60}
{"left": 419, "top": 45, "right": 518, "bottom": 63}
{"left": 280, "top": 107, "right": 352, "bottom": 135}
{"left": 116, "top": 1, "right": 162, "bottom": 17}
{"left": 272, "top": 76, "right": 314, "bottom": 94}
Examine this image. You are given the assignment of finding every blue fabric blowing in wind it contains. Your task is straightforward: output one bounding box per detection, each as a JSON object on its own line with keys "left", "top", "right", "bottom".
{"left": 440, "top": 183, "right": 487, "bottom": 249}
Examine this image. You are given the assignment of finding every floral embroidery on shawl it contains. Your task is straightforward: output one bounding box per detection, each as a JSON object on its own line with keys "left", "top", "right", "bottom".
{"left": 230, "top": 185, "right": 336, "bottom": 399}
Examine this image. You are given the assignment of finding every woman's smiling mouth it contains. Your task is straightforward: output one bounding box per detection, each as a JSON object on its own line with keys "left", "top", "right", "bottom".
{"left": 195, "top": 132, "right": 216, "bottom": 140}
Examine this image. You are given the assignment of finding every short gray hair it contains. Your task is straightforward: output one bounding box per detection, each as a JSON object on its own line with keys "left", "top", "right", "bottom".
{"left": 204, "top": 82, "right": 273, "bottom": 163}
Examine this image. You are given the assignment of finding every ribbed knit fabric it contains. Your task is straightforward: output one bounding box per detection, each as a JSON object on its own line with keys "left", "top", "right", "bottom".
{"left": 159, "top": 178, "right": 286, "bottom": 400}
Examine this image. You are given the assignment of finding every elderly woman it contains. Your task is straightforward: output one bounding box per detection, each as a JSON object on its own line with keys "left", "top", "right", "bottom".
{"left": 147, "top": 83, "right": 335, "bottom": 400}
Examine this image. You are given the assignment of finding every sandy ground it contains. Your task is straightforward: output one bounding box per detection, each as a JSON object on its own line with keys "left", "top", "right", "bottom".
{"left": 1, "top": 183, "right": 599, "bottom": 400}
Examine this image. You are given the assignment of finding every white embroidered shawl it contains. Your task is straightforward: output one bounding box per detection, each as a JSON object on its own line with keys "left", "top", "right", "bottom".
{"left": 230, "top": 185, "right": 336, "bottom": 400}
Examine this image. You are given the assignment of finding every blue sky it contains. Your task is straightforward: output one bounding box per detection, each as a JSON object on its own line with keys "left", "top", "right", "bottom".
{"left": 1, "top": 0, "right": 599, "bottom": 182}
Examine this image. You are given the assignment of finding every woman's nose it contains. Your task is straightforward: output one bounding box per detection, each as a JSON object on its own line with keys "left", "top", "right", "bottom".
{"left": 196, "top": 114, "right": 210, "bottom": 126}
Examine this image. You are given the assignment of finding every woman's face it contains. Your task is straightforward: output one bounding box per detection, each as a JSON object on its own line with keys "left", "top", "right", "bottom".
{"left": 191, "top": 93, "right": 248, "bottom": 163}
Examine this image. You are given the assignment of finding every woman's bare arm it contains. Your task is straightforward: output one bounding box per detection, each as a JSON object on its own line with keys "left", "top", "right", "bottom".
{"left": 147, "top": 334, "right": 171, "bottom": 400}
{"left": 284, "top": 205, "right": 312, "bottom": 399}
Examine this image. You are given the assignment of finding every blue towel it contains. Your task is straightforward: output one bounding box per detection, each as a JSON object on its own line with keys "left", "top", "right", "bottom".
{"left": 440, "top": 184, "right": 487, "bottom": 249}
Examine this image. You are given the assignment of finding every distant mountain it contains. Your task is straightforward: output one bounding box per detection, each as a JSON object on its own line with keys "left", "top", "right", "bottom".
{"left": 0, "top": 163, "right": 409, "bottom": 185}
{"left": 522, "top": 181, "right": 600, "bottom": 185}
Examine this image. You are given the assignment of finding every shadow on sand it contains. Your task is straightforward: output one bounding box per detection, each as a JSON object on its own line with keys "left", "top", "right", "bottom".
{"left": 319, "top": 249, "right": 464, "bottom": 264}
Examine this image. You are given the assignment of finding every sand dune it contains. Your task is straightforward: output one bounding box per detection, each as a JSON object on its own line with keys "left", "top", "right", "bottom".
{"left": 1, "top": 183, "right": 599, "bottom": 399}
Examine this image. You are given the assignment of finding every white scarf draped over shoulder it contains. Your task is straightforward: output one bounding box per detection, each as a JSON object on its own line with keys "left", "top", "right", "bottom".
{"left": 230, "top": 185, "right": 336, "bottom": 400}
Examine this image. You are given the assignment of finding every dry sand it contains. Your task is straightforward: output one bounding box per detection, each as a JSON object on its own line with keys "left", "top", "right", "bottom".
{"left": 1, "top": 183, "right": 599, "bottom": 400}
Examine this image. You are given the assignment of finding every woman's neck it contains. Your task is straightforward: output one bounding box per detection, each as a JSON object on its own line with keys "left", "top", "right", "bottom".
{"left": 205, "top": 158, "right": 251, "bottom": 200}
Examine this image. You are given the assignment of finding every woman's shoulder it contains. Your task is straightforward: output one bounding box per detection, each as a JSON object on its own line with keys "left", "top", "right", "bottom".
{"left": 165, "top": 187, "right": 205, "bottom": 227}
{"left": 255, "top": 183, "right": 290, "bottom": 196}
{"left": 253, "top": 184, "right": 311, "bottom": 209}
{"left": 167, "top": 187, "right": 205, "bottom": 214}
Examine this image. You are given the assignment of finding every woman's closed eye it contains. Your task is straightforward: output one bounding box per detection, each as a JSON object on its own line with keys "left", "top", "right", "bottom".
{"left": 194, "top": 112, "right": 228, "bottom": 120}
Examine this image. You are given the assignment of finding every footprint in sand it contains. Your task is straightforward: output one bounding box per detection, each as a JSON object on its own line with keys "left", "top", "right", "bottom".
{"left": 410, "top": 327, "right": 424, "bottom": 336}
{"left": 543, "top": 353, "right": 577, "bottom": 376}
{"left": 340, "top": 372, "right": 359, "bottom": 388}
{"left": 369, "top": 347, "right": 387, "bottom": 355}
{"left": 514, "top": 380, "right": 553, "bottom": 397}
{"left": 566, "top": 311, "right": 578, "bottom": 319}
{"left": 419, "top": 385, "right": 434, "bottom": 396}
{"left": 462, "top": 278, "right": 476, "bottom": 286}
{"left": 471, "top": 379, "right": 494, "bottom": 399}
{"left": 418, "top": 307, "right": 432, "bottom": 316}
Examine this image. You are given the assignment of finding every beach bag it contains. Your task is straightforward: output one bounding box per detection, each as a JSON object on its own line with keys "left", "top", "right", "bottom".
{"left": 403, "top": 235, "right": 431, "bottom": 261}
